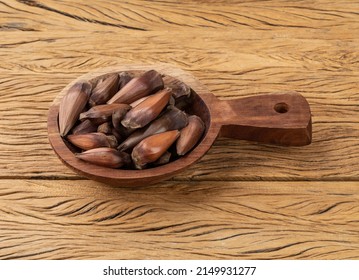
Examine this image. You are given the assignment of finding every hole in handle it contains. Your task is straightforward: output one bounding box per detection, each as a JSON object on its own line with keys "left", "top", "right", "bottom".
{"left": 274, "top": 102, "right": 289, "bottom": 114}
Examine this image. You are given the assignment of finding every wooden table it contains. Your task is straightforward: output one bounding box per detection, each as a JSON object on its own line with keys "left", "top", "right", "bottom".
{"left": 0, "top": 0, "right": 358, "bottom": 260}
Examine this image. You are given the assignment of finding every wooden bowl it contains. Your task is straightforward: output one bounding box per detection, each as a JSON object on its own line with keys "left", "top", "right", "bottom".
{"left": 48, "top": 64, "right": 312, "bottom": 186}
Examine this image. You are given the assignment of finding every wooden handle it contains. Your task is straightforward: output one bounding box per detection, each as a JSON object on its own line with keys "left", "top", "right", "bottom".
{"left": 217, "top": 92, "right": 312, "bottom": 146}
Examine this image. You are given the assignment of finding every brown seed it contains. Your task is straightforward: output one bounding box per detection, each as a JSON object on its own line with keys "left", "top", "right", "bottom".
{"left": 88, "top": 77, "right": 103, "bottom": 89}
{"left": 71, "top": 119, "right": 98, "bottom": 135}
{"left": 76, "top": 147, "right": 131, "bottom": 168}
{"left": 118, "top": 72, "right": 133, "bottom": 90}
{"left": 132, "top": 130, "right": 180, "bottom": 169}
{"left": 176, "top": 115, "right": 205, "bottom": 155}
{"left": 129, "top": 95, "right": 150, "bottom": 107}
{"left": 112, "top": 106, "right": 131, "bottom": 131}
{"left": 163, "top": 75, "right": 191, "bottom": 99}
{"left": 67, "top": 132, "right": 112, "bottom": 150}
{"left": 59, "top": 81, "right": 92, "bottom": 136}
{"left": 89, "top": 73, "right": 120, "bottom": 106}
{"left": 111, "top": 127, "right": 123, "bottom": 143}
{"left": 97, "top": 122, "right": 112, "bottom": 134}
{"left": 88, "top": 73, "right": 111, "bottom": 89}
{"left": 169, "top": 95, "right": 176, "bottom": 106}
{"left": 163, "top": 76, "right": 193, "bottom": 110}
{"left": 152, "top": 151, "right": 172, "bottom": 166}
{"left": 79, "top": 104, "right": 131, "bottom": 124}
{"left": 106, "top": 135, "right": 118, "bottom": 148}
{"left": 118, "top": 106, "right": 188, "bottom": 152}
{"left": 115, "top": 124, "right": 137, "bottom": 139}
{"left": 121, "top": 88, "right": 172, "bottom": 129}
{"left": 107, "top": 70, "right": 164, "bottom": 104}
{"left": 174, "top": 93, "right": 193, "bottom": 110}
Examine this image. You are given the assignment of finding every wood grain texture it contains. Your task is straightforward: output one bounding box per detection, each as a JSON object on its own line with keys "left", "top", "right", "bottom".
{"left": 0, "top": 180, "right": 358, "bottom": 260}
{"left": 0, "top": 0, "right": 358, "bottom": 180}
{"left": 0, "top": 0, "right": 358, "bottom": 259}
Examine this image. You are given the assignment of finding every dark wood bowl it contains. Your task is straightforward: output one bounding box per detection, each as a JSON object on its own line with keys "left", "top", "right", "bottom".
{"left": 48, "top": 64, "right": 312, "bottom": 187}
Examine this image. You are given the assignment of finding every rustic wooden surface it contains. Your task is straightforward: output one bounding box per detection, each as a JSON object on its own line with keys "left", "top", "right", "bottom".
{"left": 0, "top": 0, "right": 358, "bottom": 259}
